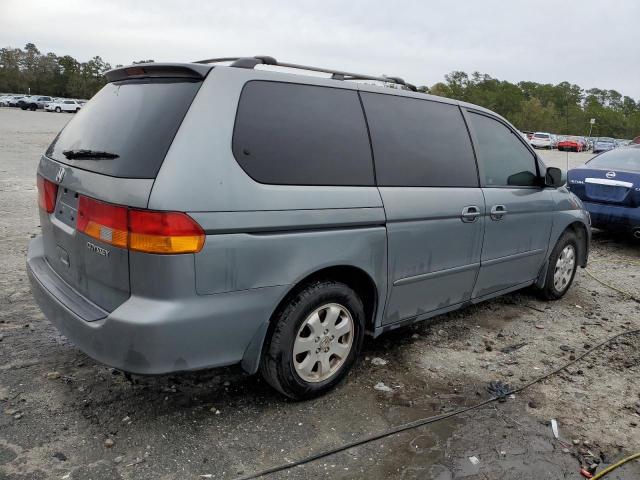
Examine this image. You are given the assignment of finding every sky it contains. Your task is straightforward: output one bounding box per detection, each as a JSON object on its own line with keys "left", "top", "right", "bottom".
{"left": 3, "top": 0, "right": 640, "bottom": 98}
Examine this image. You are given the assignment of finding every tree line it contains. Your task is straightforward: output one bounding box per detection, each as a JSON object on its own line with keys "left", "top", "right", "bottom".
{"left": 1, "top": 43, "right": 638, "bottom": 138}
{"left": 0, "top": 43, "right": 152, "bottom": 100}
{"left": 421, "top": 72, "right": 640, "bottom": 139}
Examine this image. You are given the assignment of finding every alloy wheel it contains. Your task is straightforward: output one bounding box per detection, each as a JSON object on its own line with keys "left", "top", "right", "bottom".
{"left": 553, "top": 245, "right": 576, "bottom": 292}
{"left": 292, "top": 303, "right": 354, "bottom": 383}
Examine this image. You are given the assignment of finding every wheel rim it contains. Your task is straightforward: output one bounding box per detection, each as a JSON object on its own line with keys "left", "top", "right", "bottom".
{"left": 293, "top": 303, "right": 354, "bottom": 383}
{"left": 553, "top": 245, "right": 576, "bottom": 292}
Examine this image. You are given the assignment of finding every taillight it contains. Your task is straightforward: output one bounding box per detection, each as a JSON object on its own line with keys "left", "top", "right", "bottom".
{"left": 77, "top": 195, "right": 205, "bottom": 254}
{"left": 128, "top": 210, "right": 205, "bottom": 254}
{"left": 77, "top": 196, "right": 128, "bottom": 248}
{"left": 37, "top": 175, "right": 58, "bottom": 213}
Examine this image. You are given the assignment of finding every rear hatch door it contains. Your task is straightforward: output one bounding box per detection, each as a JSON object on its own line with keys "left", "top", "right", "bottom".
{"left": 38, "top": 64, "right": 208, "bottom": 313}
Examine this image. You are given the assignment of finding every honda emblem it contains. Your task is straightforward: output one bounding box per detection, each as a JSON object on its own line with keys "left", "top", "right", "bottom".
{"left": 55, "top": 167, "right": 66, "bottom": 183}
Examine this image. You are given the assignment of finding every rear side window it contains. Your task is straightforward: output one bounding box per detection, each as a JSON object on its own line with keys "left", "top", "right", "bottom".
{"left": 47, "top": 78, "right": 202, "bottom": 178}
{"left": 360, "top": 93, "right": 478, "bottom": 187}
{"left": 232, "top": 81, "right": 374, "bottom": 186}
{"left": 468, "top": 112, "right": 538, "bottom": 187}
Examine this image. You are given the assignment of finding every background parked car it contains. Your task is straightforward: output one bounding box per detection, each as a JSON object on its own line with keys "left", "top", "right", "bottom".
{"left": 567, "top": 145, "right": 640, "bottom": 238}
{"left": 20, "top": 96, "right": 54, "bottom": 111}
{"left": 45, "top": 99, "right": 83, "bottom": 113}
{"left": 7, "top": 95, "right": 27, "bottom": 107}
{"left": 593, "top": 137, "right": 616, "bottom": 154}
{"left": 558, "top": 136, "right": 586, "bottom": 152}
{"left": 530, "top": 132, "right": 554, "bottom": 149}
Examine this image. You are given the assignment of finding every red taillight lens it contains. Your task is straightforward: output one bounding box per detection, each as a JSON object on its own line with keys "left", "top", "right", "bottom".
{"left": 37, "top": 175, "right": 58, "bottom": 213}
{"left": 77, "top": 195, "right": 205, "bottom": 254}
{"left": 77, "top": 196, "right": 128, "bottom": 248}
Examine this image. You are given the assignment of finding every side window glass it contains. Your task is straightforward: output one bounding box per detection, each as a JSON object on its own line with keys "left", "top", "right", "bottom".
{"left": 232, "top": 81, "right": 374, "bottom": 186}
{"left": 361, "top": 93, "right": 478, "bottom": 187}
{"left": 468, "top": 112, "right": 538, "bottom": 187}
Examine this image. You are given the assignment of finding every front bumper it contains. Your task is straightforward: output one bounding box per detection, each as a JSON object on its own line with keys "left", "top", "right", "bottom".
{"left": 27, "top": 236, "right": 287, "bottom": 374}
{"left": 583, "top": 201, "right": 640, "bottom": 230}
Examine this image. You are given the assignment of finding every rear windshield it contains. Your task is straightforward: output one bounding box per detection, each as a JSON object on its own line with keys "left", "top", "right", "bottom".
{"left": 46, "top": 78, "right": 202, "bottom": 178}
{"left": 533, "top": 133, "right": 549, "bottom": 138}
{"left": 587, "top": 148, "right": 640, "bottom": 172}
{"left": 596, "top": 137, "right": 614, "bottom": 143}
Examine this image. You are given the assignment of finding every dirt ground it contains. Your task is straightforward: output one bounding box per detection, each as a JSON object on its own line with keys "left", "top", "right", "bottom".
{"left": 1, "top": 108, "right": 639, "bottom": 480}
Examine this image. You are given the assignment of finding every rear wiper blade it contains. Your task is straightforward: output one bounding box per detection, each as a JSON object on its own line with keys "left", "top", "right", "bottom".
{"left": 62, "top": 149, "right": 119, "bottom": 160}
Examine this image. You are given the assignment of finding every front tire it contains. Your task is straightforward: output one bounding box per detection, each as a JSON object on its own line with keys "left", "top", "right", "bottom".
{"left": 55, "top": 107, "right": 61, "bottom": 113}
{"left": 260, "top": 280, "right": 365, "bottom": 400}
{"left": 538, "top": 231, "right": 579, "bottom": 300}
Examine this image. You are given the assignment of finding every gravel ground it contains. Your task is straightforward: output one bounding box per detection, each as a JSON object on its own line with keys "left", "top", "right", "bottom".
{"left": 1, "top": 108, "right": 639, "bottom": 480}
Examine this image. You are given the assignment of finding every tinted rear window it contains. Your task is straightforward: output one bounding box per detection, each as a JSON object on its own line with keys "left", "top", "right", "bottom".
{"left": 232, "top": 81, "right": 374, "bottom": 186}
{"left": 360, "top": 93, "right": 478, "bottom": 187}
{"left": 47, "top": 78, "right": 202, "bottom": 178}
{"left": 533, "top": 133, "right": 549, "bottom": 138}
{"left": 587, "top": 148, "right": 640, "bottom": 171}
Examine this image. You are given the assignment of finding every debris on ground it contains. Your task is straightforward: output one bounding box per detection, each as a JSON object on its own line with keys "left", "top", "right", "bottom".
{"left": 370, "top": 357, "right": 388, "bottom": 366}
{"left": 486, "top": 380, "right": 511, "bottom": 401}
{"left": 500, "top": 342, "right": 528, "bottom": 354}
{"left": 373, "top": 382, "right": 393, "bottom": 393}
{"left": 551, "top": 419, "right": 559, "bottom": 439}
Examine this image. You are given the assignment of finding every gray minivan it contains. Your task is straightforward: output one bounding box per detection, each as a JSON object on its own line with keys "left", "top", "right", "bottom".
{"left": 27, "top": 57, "right": 590, "bottom": 399}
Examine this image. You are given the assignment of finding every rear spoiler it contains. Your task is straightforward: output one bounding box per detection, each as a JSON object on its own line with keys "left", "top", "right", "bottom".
{"left": 104, "top": 63, "right": 212, "bottom": 82}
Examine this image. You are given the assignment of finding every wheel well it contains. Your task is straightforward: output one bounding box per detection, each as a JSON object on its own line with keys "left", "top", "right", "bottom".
{"left": 565, "top": 221, "right": 589, "bottom": 267}
{"left": 271, "top": 266, "right": 378, "bottom": 333}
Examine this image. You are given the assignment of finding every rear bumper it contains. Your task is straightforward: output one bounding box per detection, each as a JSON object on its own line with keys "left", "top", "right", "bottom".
{"left": 583, "top": 201, "right": 640, "bottom": 230}
{"left": 27, "top": 235, "right": 287, "bottom": 375}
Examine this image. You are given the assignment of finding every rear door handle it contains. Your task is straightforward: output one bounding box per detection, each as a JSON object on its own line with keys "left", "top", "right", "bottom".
{"left": 461, "top": 205, "right": 481, "bottom": 223}
{"left": 490, "top": 204, "right": 508, "bottom": 221}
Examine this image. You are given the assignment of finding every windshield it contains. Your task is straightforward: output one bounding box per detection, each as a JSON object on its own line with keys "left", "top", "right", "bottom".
{"left": 47, "top": 78, "right": 202, "bottom": 178}
{"left": 534, "top": 133, "right": 549, "bottom": 139}
{"left": 587, "top": 148, "right": 640, "bottom": 172}
{"left": 596, "top": 137, "right": 614, "bottom": 143}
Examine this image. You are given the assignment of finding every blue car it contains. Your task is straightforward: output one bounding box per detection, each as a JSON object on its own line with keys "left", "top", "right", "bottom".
{"left": 592, "top": 137, "right": 616, "bottom": 154}
{"left": 567, "top": 145, "right": 640, "bottom": 238}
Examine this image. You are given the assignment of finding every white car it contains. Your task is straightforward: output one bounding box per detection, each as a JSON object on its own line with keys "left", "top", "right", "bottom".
{"left": 45, "top": 99, "right": 82, "bottom": 113}
{"left": 530, "top": 132, "right": 553, "bottom": 149}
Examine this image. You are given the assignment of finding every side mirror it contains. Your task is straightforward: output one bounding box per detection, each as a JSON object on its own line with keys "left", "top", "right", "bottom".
{"left": 545, "top": 167, "right": 565, "bottom": 188}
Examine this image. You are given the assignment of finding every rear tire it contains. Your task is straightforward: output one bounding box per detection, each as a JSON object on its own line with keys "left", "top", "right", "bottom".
{"left": 55, "top": 107, "right": 61, "bottom": 113}
{"left": 260, "top": 280, "right": 365, "bottom": 400}
{"left": 538, "top": 231, "right": 579, "bottom": 300}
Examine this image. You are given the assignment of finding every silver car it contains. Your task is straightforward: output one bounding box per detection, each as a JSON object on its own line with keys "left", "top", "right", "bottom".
{"left": 27, "top": 57, "right": 590, "bottom": 399}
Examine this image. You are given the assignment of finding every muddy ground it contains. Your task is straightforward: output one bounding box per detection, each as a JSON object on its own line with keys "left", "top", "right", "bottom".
{"left": 1, "top": 108, "right": 639, "bottom": 479}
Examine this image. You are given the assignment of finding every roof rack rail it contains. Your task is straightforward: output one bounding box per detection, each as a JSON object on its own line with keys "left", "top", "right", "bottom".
{"left": 193, "top": 56, "right": 417, "bottom": 91}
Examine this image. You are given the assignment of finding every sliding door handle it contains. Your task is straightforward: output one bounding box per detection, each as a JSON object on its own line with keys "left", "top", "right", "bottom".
{"left": 490, "top": 204, "right": 508, "bottom": 220}
{"left": 461, "top": 205, "right": 481, "bottom": 223}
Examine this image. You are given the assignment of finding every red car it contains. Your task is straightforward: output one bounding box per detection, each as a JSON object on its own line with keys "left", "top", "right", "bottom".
{"left": 557, "top": 136, "right": 586, "bottom": 152}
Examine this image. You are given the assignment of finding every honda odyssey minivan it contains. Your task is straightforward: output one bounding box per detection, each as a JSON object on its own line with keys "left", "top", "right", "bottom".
{"left": 27, "top": 56, "right": 591, "bottom": 399}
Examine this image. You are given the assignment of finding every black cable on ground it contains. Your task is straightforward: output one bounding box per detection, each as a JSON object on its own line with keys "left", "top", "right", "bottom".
{"left": 236, "top": 328, "right": 640, "bottom": 480}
